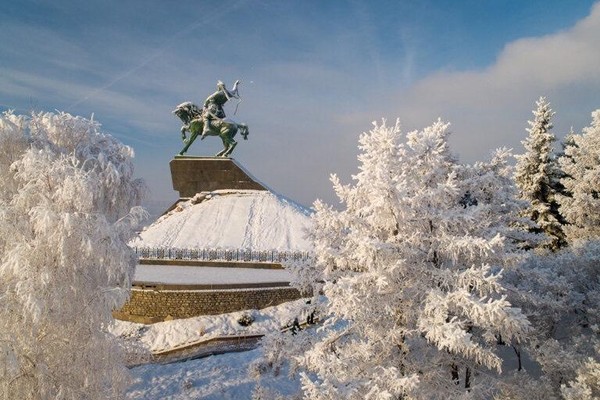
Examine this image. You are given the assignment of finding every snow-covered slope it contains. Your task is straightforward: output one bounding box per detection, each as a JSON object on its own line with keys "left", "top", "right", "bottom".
{"left": 132, "top": 190, "right": 312, "bottom": 251}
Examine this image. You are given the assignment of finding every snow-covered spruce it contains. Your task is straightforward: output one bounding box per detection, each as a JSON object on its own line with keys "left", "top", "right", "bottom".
{"left": 514, "top": 97, "right": 566, "bottom": 250}
{"left": 256, "top": 119, "right": 532, "bottom": 399}
{"left": 558, "top": 109, "right": 600, "bottom": 243}
{"left": 0, "top": 111, "right": 146, "bottom": 399}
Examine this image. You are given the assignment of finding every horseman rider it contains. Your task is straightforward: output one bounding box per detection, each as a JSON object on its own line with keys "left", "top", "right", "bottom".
{"left": 201, "top": 80, "right": 240, "bottom": 139}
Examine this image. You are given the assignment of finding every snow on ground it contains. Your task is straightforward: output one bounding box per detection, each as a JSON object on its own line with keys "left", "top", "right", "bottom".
{"left": 117, "top": 299, "right": 309, "bottom": 398}
{"left": 126, "top": 347, "right": 301, "bottom": 400}
{"left": 134, "top": 264, "right": 293, "bottom": 285}
{"left": 112, "top": 299, "right": 308, "bottom": 353}
{"left": 132, "top": 190, "right": 313, "bottom": 251}
{"left": 123, "top": 299, "right": 323, "bottom": 399}
{"left": 116, "top": 295, "right": 314, "bottom": 399}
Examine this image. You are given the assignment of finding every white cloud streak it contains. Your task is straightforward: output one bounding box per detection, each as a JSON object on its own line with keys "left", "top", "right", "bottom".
{"left": 348, "top": 2, "right": 600, "bottom": 164}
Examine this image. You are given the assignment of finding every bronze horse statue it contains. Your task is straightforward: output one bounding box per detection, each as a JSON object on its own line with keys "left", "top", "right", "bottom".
{"left": 173, "top": 102, "right": 249, "bottom": 157}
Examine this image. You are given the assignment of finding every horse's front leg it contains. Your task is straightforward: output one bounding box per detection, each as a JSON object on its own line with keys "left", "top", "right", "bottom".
{"left": 181, "top": 126, "right": 188, "bottom": 143}
{"left": 179, "top": 130, "right": 198, "bottom": 156}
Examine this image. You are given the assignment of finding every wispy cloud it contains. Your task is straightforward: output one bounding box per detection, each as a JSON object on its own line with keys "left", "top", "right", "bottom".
{"left": 344, "top": 2, "right": 600, "bottom": 163}
{"left": 68, "top": 0, "right": 250, "bottom": 109}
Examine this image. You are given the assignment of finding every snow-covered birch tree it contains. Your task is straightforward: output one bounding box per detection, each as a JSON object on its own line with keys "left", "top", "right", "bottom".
{"left": 558, "top": 109, "right": 600, "bottom": 243}
{"left": 0, "top": 111, "right": 146, "bottom": 399}
{"left": 514, "top": 97, "right": 566, "bottom": 250}
{"left": 268, "top": 119, "right": 532, "bottom": 400}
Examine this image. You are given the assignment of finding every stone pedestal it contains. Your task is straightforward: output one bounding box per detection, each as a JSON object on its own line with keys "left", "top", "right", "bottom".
{"left": 170, "top": 156, "right": 267, "bottom": 198}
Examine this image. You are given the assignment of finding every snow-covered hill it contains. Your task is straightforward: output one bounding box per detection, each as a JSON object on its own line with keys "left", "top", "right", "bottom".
{"left": 132, "top": 190, "right": 313, "bottom": 251}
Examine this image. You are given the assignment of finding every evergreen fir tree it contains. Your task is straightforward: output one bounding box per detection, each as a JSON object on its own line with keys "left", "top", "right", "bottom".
{"left": 558, "top": 110, "right": 600, "bottom": 243}
{"left": 514, "top": 97, "right": 566, "bottom": 250}
{"left": 550, "top": 129, "right": 576, "bottom": 207}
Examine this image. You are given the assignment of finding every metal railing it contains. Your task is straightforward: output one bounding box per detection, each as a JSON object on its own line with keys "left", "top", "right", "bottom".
{"left": 133, "top": 247, "right": 311, "bottom": 263}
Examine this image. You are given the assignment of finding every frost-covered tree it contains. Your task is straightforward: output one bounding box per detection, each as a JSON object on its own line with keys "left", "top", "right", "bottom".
{"left": 561, "top": 357, "right": 600, "bottom": 400}
{"left": 500, "top": 240, "right": 600, "bottom": 399}
{"left": 514, "top": 97, "right": 566, "bottom": 250}
{"left": 257, "top": 119, "right": 532, "bottom": 399}
{"left": 547, "top": 129, "right": 576, "bottom": 212}
{"left": 0, "top": 111, "right": 146, "bottom": 399}
{"left": 558, "top": 110, "right": 600, "bottom": 243}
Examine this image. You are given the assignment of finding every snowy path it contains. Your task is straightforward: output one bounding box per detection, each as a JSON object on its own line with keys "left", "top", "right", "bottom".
{"left": 127, "top": 347, "right": 301, "bottom": 399}
{"left": 151, "top": 334, "right": 263, "bottom": 364}
{"left": 134, "top": 264, "right": 293, "bottom": 285}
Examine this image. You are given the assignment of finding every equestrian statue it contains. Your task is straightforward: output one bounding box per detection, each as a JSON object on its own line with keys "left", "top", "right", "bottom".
{"left": 173, "top": 80, "right": 249, "bottom": 157}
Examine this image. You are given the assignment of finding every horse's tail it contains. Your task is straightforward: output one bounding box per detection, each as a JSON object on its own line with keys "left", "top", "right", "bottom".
{"left": 239, "top": 123, "right": 249, "bottom": 140}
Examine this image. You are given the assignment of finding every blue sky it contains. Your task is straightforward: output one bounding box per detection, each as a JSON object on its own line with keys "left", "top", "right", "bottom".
{"left": 2, "top": 1, "right": 600, "bottom": 209}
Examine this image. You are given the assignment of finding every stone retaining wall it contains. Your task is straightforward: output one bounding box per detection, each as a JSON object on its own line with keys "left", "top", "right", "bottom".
{"left": 114, "top": 286, "right": 304, "bottom": 324}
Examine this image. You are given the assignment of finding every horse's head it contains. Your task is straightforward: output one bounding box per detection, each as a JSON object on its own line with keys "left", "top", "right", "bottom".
{"left": 173, "top": 102, "right": 202, "bottom": 125}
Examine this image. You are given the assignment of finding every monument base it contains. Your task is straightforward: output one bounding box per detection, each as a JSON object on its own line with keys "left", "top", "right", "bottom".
{"left": 170, "top": 156, "right": 267, "bottom": 198}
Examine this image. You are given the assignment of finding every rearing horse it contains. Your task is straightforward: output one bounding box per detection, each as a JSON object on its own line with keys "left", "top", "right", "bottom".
{"left": 173, "top": 102, "right": 249, "bottom": 157}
